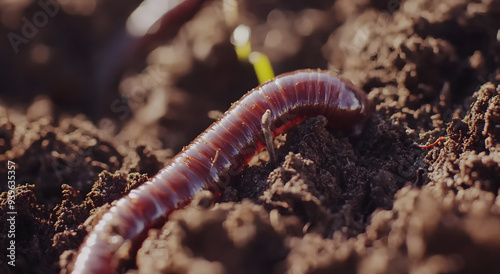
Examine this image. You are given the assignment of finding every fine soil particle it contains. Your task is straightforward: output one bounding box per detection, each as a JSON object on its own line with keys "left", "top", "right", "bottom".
{"left": 1, "top": 0, "right": 500, "bottom": 273}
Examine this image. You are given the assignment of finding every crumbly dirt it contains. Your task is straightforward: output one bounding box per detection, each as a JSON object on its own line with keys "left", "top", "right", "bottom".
{"left": 1, "top": 0, "right": 500, "bottom": 273}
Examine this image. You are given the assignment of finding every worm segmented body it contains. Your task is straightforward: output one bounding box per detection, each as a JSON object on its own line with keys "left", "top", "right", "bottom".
{"left": 73, "top": 69, "right": 369, "bottom": 273}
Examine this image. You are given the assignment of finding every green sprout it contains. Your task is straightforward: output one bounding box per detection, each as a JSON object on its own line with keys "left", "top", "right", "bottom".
{"left": 231, "top": 24, "right": 275, "bottom": 84}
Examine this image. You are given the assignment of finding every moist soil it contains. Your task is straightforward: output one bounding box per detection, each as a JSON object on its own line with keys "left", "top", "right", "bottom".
{"left": 1, "top": 0, "right": 500, "bottom": 273}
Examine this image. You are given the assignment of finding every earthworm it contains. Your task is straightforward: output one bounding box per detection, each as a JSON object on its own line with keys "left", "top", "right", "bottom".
{"left": 93, "top": 0, "right": 209, "bottom": 119}
{"left": 416, "top": 136, "right": 448, "bottom": 148}
{"left": 72, "top": 69, "right": 369, "bottom": 273}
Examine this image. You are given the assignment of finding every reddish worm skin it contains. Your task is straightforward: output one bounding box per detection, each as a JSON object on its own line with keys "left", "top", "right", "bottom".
{"left": 72, "top": 69, "right": 369, "bottom": 274}
{"left": 132, "top": 0, "right": 210, "bottom": 60}
{"left": 416, "top": 136, "right": 448, "bottom": 149}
